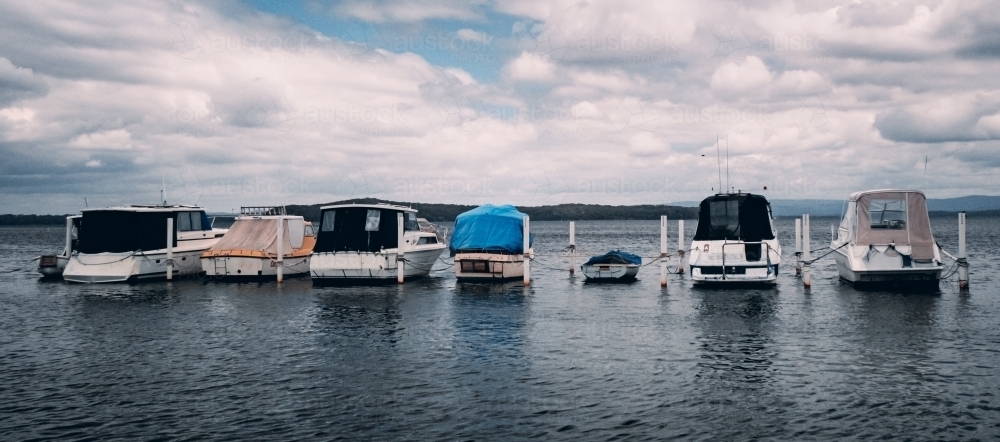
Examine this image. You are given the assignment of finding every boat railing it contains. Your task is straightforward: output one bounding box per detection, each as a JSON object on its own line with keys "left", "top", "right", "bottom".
{"left": 720, "top": 241, "right": 776, "bottom": 280}
{"left": 240, "top": 206, "right": 286, "bottom": 216}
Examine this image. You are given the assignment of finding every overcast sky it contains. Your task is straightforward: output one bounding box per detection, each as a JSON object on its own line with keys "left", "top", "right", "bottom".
{"left": 1, "top": 0, "right": 998, "bottom": 214}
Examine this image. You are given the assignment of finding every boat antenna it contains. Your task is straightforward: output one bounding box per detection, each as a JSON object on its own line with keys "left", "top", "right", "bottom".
{"left": 716, "top": 135, "right": 723, "bottom": 193}
{"left": 161, "top": 175, "right": 167, "bottom": 205}
{"left": 84, "top": 197, "right": 88, "bottom": 208}
{"left": 924, "top": 155, "right": 928, "bottom": 173}
{"left": 726, "top": 134, "right": 730, "bottom": 193}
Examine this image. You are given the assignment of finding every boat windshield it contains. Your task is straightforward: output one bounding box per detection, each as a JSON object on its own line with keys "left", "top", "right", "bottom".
{"left": 869, "top": 198, "right": 906, "bottom": 229}
{"left": 709, "top": 200, "right": 741, "bottom": 238}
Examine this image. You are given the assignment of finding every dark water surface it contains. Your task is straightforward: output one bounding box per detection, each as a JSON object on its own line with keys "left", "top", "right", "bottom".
{"left": 1, "top": 217, "right": 999, "bottom": 440}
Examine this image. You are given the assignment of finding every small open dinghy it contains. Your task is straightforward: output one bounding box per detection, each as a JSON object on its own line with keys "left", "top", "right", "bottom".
{"left": 581, "top": 250, "right": 641, "bottom": 282}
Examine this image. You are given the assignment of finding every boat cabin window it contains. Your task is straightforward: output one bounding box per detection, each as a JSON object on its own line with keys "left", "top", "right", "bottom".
{"left": 405, "top": 212, "right": 418, "bottom": 231}
{"left": 709, "top": 200, "right": 741, "bottom": 238}
{"left": 365, "top": 210, "right": 381, "bottom": 231}
{"left": 870, "top": 199, "right": 906, "bottom": 229}
{"left": 304, "top": 224, "right": 315, "bottom": 237}
{"left": 321, "top": 210, "right": 336, "bottom": 231}
{"left": 417, "top": 236, "right": 437, "bottom": 245}
{"left": 175, "top": 211, "right": 210, "bottom": 231}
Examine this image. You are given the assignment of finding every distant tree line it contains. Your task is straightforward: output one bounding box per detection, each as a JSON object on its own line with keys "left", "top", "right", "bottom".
{"left": 286, "top": 198, "right": 699, "bottom": 223}
{"left": 0, "top": 214, "right": 72, "bottom": 225}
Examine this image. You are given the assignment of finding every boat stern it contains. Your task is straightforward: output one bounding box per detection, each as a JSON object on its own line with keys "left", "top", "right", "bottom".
{"left": 687, "top": 240, "right": 780, "bottom": 284}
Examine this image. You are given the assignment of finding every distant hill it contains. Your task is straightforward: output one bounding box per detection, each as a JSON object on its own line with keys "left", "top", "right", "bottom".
{"left": 286, "top": 198, "right": 698, "bottom": 222}
{"left": 0, "top": 214, "right": 72, "bottom": 225}
{"left": 673, "top": 195, "right": 1000, "bottom": 217}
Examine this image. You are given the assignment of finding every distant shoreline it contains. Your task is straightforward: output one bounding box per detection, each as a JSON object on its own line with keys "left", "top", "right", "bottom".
{"left": 3, "top": 200, "right": 996, "bottom": 225}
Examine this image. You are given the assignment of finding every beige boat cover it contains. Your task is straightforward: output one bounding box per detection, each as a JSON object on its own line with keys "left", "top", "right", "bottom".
{"left": 855, "top": 191, "right": 935, "bottom": 260}
{"left": 208, "top": 218, "right": 293, "bottom": 255}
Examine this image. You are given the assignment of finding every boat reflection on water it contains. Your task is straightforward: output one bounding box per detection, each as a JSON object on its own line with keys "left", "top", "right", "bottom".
{"left": 693, "top": 290, "right": 783, "bottom": 435}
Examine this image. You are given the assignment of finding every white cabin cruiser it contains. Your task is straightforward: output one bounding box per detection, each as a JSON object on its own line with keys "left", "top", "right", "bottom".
{"left": 450, "top": 204, "right": 533, "bottom": 282}
{"left": 62, "top": 205, "right": 227, "bottom": 283}
{"left": 202, "top": 207, "right": 315, "bottom": 278}
{"left": 309, "top": 203, "right": 446, "bottom": 284}
{"left": 832, "top": 190, "right": 943, "bottom": 288}
{"left": 687, "top": 193, "right": 781, "bottom": 285}
{"left": 36, "top": 215, "right": 81, "bottom": 278}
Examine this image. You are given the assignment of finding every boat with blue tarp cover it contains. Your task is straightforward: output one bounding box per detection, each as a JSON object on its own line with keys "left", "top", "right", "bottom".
{"left": 452, "top": 204, "right": 534, "bottom": 281}
{"left": 581, "top": 250, "right": 641, "bottom": 281}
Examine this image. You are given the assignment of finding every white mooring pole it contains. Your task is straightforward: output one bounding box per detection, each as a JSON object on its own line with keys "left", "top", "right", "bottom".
{"left": 397, "top": 213, "right": 405, "bottom": 284}
{"left": 677, "top": 220, "right": 685, "bottom": 275}
{"left": 660, "top": 215, "right": 668, "bottom": 287}
{"left": 166, "top": 217, "right": 174, "bottom": 281}
{"left": 958, "top": 212, "right": 968, "bottom": 291}
{"left": 569, "top": 221, "right": 576, "bottom": 275}
{"left": 803, "top": 214, "right": 811, "bottom": 288}
{"left": 523, "top": 216, "right": 531, "bottom": 286}
{"left": 276, "top": 217, "right": 284, "bottom": 284}
{"left": 65, "top": 217, "right": 73, "bottom": 257}
{"left": 795, "top": 218, "right": 802, "bottom": 276}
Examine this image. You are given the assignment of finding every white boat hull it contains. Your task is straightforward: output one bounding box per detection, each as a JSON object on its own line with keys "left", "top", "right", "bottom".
{"left": 454, "top": 252, "right": 527, "bottom": 281}
{"left": 63, "top": 249, "right": 204, "bottom": 283}
{"left": 687, "top": 240, "right": 781, "bottom": 285}
{"left": 832, "top": 245, "right": 942, "bottom": 286}
{"left": 310, "top": 246, "right": 445, "bottom": 282}
{"left": 202, "top": 255, "right": 310, "bottom": 278}
{"left": 581, "top": 263, "right": 639, "bottom": 281}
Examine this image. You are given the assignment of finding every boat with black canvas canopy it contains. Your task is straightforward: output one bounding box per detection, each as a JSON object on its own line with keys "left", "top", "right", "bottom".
{"left": 831, "top": 190, "right": 943, "bottom": 288}
{"left": 62, "top": 204, "right": 227, "bottom": 283}
{"left": 686, "top": 192, "right": 781, "bottom": 284}
{"left": 309, "top": 203, "right": 446, "bottom": 284}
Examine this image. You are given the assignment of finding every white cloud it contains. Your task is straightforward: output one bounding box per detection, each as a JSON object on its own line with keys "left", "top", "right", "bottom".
{"left": 503, "top": 52, "right": 556, "bottom": 82}
{"left": 68, "top": 129, "right": 134, "bottom": 150}
{"left": 710, "top": 56, "right": 773, "bottom": 95}
{"left": 455, "top": 29, "right": 491, "bottom": 43}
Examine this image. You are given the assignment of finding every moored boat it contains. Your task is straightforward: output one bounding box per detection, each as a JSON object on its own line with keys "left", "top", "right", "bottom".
{"left": 831, "top": 190, "right": 943, "bottom": 288}
{"left": 581, "top": 250, "right": 641, "bottom": 282}
{"left": 451, "top": 204, "right": 533, "bottom": 282}
{"left": 309, "top": 203, "right": 446, "bottom": 284}
{"left": 687, "top": 193, "right": 781, "bottom": 285}
{"left": 201, "top": 206, "right": 315, "bottom": 278}
{"left": 62, "top": 205, "right": 227, "bottom": 283}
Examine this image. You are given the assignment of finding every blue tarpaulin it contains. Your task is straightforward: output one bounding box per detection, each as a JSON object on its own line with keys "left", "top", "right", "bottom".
{"left": 584, "top": 250, "right": 642, "bottom": 266}
{"left": 450, "top": 204, "right": 532, "bottom": 254}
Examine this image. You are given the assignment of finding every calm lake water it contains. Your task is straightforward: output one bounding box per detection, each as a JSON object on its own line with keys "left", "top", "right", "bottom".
{"left": 1, "top": 217, "right": 998, "bottom": 440}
